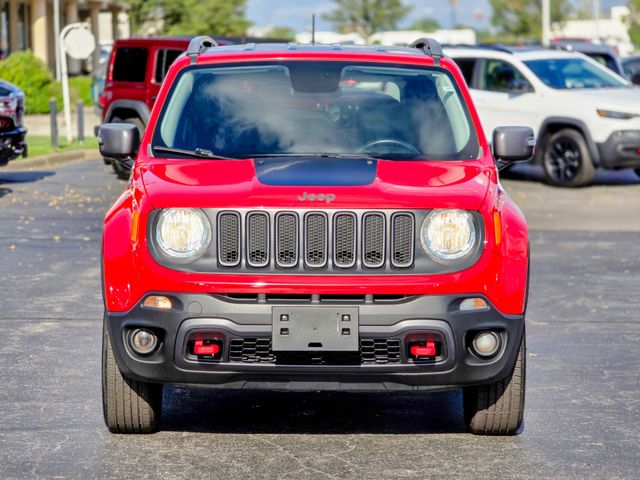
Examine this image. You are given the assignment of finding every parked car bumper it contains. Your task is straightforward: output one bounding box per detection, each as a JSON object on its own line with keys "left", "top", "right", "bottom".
{"left": 105, "top": 292, "right": 525, "bottom": 392}
{"left": 597, "top": 130, "right": 640, "bottom": 169}
{"left": 0, "top": 126, "right": 27, "bottom": 166}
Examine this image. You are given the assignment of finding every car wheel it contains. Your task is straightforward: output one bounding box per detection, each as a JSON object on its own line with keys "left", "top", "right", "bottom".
{"left": 634, "top": 168, "right": 640, "bottom": 178}
{"left": 463, "top": 329, "right": 525, "bottom": 435}
{"left": 542, "top": 129, "right": 595, "bottom": 187}
{"left": 102, "top": 318, "right": 162, "bottom": 433}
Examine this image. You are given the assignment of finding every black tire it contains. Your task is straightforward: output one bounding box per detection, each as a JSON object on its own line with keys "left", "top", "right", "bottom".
{"left": 102, "top": 319, "right": 162, "bottom": 433}
{"left": 463, "top": 330, "right": 526, "bottom": 435}
{"left": 634, "top": 168, "right": 640, "bottom": 178}
{"left": 110, "top": 117, "right": 144, "bottom": 180}
{"left": 542, "top": 129, "right": 595, "bottom": 187}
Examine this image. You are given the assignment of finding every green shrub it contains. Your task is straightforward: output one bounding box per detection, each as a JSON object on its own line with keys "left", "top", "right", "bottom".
{"left": 0, "top": 51, "right": 94, "bottom": 113}
{"left": 68, "top": 75, "right": 94, "bottom": 106}
{"left": 0, "top": 50, "right": 62, "bottom": 114}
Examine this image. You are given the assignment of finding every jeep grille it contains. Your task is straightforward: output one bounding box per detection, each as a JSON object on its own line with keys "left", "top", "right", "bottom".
{"left": 212, "top": 209, "right": 415, "bottom": 272}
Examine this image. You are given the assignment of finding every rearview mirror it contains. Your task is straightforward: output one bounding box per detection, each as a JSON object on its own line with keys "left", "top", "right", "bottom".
{"left": 98, "top": 123, "right": 140, "bottom": 167}
{"left": 492, "top": 126, "right": 535, "bottom": 170}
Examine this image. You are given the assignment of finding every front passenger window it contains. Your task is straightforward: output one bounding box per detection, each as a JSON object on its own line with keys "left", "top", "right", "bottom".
{"left": 480, "top": 59, "right": 530, "bottom": 93}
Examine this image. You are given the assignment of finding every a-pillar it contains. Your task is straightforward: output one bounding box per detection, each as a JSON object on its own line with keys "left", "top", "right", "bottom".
{"left": 88, "top": 0, "right": 101, "bottom": 73}
{"left": 31, "top": 0, "right": 49, "bottom": 65}
{"left": 65, "top": 0, "right": 81, "bottom": 74}
{"left": 8, "top": 0, "right": 19, "bottom": 52}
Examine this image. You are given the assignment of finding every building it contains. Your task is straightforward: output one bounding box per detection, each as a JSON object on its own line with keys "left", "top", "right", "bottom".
{"left": 0, "top": 0, "right": 130, "bottom": 73}
{"left": 552, "top": 6, "right": 634, "bottom": 57}
{"left": 295, "top": 29, "right": 477, "bottom": 47}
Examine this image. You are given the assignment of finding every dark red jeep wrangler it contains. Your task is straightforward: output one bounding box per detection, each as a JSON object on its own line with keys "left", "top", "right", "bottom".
{"left": 99, "top": 37, "right": 533, "bottom": 435}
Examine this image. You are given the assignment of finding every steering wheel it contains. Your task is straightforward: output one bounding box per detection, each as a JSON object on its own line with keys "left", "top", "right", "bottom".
{"left": 358, "top": 139, "right": 421, "bottom": 155}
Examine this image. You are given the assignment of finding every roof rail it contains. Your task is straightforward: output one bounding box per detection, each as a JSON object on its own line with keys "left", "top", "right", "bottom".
{"left": 186, "top": 36, "right": 219, "bottom": 64}
{"left": 409, "top": 37, "right": 444, "bottom": 65}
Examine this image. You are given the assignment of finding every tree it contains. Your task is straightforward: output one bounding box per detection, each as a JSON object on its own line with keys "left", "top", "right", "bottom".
{"left": 323, "top": 0, "right": 412, "bottom": 40}
{"left": 629, "top": 0, "right": 640, "bottom": 49}
{"left": 126, "top": 0, "right": 250, "bottom": 37}
{"left": 410, "top": 17, "right": 441, "bottom": 32}
{"left": 489, "top": 0, "right": 570, "bottom": 42}
{"left": 265, "top": 26, "right": 297, "bottom": 41}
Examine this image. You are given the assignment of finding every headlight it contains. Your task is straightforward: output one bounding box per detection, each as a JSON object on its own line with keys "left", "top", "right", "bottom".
{"left": 596, "top": 109, "right": 638, "bottom": 120}
{"left": 156, "top": 208, "right": 211, "bottom": 260}
{"left": 421, "top": 209, "right": 476, "bottom": 261}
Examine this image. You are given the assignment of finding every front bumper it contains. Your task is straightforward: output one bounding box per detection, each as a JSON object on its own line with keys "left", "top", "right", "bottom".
{"left": 105, "top": 292, "right": 524, "bottom": 391}
{"left": 0, "top": 126, "right": 26, "bottom": 165}
{"left": 597, "top": 130, "right": 640, "bottom": 169}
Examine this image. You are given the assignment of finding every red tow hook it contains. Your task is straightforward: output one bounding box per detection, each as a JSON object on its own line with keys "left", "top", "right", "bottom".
{"left": 193, "top": 339, "right": 220, "bottom": 356}
{"left": 410, "top": 341, "right": 436, "bottom": 357}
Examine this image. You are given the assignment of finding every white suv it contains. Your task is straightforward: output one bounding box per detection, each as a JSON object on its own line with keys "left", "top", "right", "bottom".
{"left": 446, "top": 46, "right": 640, "bottom": 186}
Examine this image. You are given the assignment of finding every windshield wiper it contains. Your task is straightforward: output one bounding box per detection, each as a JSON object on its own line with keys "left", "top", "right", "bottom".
{"left": 153, "top": 146, "right": 238, "bottom": 160}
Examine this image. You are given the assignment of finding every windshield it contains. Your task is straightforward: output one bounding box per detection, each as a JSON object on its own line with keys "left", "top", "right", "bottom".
{"left": 524, "top": 57, "right": 626, "bottom": 89}
{"left": 152, "top": 61, "right": 480, "bottom": 160}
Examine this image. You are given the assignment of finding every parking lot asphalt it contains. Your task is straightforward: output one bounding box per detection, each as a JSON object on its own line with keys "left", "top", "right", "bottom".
{"left": 0, "top": 160, "right": 639, "bottom": 479}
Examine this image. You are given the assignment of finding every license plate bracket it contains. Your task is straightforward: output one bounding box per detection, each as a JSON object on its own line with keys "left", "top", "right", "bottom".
{"left": 272, "top": 306, "right": 359, "bottom": 351}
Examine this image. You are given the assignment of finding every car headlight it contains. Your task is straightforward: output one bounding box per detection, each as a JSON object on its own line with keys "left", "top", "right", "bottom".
{"left": 420, "top": 209, "right": 477, "bottom": 261}
{"left": 596, "top": 109, "right": 638, "bottom": 120}
{"left": 156, "top": 208, "right": 211, "bottom": 260}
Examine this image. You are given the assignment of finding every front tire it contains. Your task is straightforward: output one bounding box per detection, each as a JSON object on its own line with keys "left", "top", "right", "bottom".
{"left": 542, "top": 129, "right": 595, "bottom": 187}
{"left": 463, "top": 330, "right": 526, "bottom": 435}
{"left": 102, "top": 319, "right": 162, "bottom": 433}
{"left": 634, "top": 168, "right": 640, "bottom": 179}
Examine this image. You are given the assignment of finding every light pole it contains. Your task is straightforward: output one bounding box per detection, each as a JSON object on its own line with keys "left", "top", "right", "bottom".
{"left": 542, "top": 0, "right": 551, "bottom": 46}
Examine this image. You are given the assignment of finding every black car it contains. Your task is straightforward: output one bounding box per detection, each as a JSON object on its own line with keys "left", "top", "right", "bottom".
{"left": 622, "top": 55, "right": 640, "bottom": 85}
{"left": 550, "top": 40, "right": 625, "bottom": 77}
{"left": 0, "top": 80, "right": 27, "bottom": 166}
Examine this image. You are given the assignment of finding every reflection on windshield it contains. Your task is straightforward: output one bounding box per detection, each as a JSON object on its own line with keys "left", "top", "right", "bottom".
{"left": 153, "top": 62, "right": 480, "bottom": 160}
{"left": 524, "top": 58, "right": 626, "bottom": 89}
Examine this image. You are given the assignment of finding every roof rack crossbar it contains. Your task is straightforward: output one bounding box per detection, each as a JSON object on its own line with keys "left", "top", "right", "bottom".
{"left": 409, "top": 37, "right": 444, "bottom": 65}
{"left": 187, "top": 36, "right": 219, "bottom": 64}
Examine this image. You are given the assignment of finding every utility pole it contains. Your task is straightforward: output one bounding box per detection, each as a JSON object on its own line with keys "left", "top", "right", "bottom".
{"left": 542, "top": 0, "right": 551, "bottom": 46}
{"left": 450, "top": 0, "right": 458, "bottom": 28}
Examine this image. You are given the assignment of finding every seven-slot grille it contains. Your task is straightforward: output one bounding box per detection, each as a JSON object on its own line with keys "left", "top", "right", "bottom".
{"left": 214, "top": 210, "right": 415, "bottom": 271}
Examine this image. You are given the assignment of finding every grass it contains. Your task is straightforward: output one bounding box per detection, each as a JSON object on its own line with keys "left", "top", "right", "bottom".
{"left": 24, "top": 135, "right": 98, "bottom": 158}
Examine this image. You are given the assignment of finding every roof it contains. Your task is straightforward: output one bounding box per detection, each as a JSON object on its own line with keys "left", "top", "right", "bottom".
{"left": 198, "top": 42, "right": 429, "bottom": 57}
{"left": 444, "top": 45, "right": 584, "bottom": 61}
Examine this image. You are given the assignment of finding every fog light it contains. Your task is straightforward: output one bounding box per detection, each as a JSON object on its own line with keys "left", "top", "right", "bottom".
{"left": 131, "top": 329, "right": 158, "bottom": 355}
{"left": 472, "top": 331, "right": 500, "bottom": 357}
{"left": 142, "top": 295, "right": 173, "bottom": 310}
{"left": 459, "top": 297, "right": 489, "bottom": 311}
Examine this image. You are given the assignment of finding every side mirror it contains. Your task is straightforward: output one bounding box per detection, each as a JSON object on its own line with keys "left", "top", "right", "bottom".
{"left": 506, "top": 79, "right": 533, "bottom": 94}
{"left": 492, "top": 126, "right": 535, "bottom": 170}
{"left": 98, "top": 123, "right": 140, "bottom": 167}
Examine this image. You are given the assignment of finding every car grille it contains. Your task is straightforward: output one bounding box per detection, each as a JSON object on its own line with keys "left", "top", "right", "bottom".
{"left": 212, "top": 209, "right": 416, "bottom": 272}
{"left": 228, "top": 337, "right": 402, "bottom": 365}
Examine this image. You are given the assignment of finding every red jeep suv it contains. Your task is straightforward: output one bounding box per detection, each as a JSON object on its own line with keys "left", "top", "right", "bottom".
{"left": 98, "top": 37, "right": 534, "bottom": 435}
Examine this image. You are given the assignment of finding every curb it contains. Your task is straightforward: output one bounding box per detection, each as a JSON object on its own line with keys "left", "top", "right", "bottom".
{"left": 4, "top": 149, "right": 100, "bottom": 171}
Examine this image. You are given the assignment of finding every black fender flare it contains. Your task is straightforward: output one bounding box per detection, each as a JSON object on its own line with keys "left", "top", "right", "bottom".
{"left": 536, "top": 117, "right": 600, "bottom": 166}
{"left": 105, "top": 100, "right": 150, "bottom": 126}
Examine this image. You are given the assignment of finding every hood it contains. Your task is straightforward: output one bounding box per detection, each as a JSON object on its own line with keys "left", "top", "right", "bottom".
{"left": 140, "top": 157, "right": 492, "bottom": 211}
{"left": 560, "top": 87, "right": 640, "bottom": 113}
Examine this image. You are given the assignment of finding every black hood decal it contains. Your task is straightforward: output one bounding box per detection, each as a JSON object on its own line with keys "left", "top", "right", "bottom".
{"left": 254, "top": 157, "right": 377, "bottom": 186}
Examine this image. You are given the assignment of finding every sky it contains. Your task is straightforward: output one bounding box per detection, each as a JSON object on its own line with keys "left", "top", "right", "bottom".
{"left": 246, "top": 0, "right": 629, "bottom": 33}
